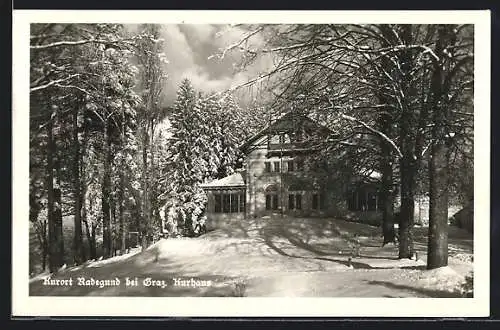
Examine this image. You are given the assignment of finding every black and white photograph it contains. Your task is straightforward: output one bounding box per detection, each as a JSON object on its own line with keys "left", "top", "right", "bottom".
{"left": 12, "top": 10, "right": 490, "bottom": 317}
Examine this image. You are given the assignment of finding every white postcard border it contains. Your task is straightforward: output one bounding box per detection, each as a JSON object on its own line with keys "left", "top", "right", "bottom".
{"left": 12, "top": 9, "right": 491, "bottom": 317}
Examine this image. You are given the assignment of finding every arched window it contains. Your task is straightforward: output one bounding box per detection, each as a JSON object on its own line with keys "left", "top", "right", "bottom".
{"left": 265, "top": 184, "right": 279, "bottom": 193}
{"left": 265, "top": 184, "right": 279, "bottom": 210}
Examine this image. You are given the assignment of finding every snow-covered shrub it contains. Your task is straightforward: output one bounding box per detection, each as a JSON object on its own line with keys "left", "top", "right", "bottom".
{"left": 194, "top": 215, "right": 207, "bottom": 235}
{"left": 160, "top": 189, "right": 207, "bottom": 237}
{"left": 161, "top": 205, "right": 180, "bottom": 237}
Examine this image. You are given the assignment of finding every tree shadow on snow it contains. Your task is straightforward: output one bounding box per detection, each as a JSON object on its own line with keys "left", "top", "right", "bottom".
{"left": 366, "top": 280, "right": 463, "bottom": 298}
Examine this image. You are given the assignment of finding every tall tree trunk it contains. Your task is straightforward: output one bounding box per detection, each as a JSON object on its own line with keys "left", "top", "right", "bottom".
{"left": 80, "top": 119, "right": 89, "bottom": 262}
{"left": 376, "top": 86, "right": 396, "bottom": 245}
{"left": 379, "top": 125, "right": 396, "bottom": 245}
{"left": 54, "top": 155, "right": 64, "bottom": 267}
{"left": 111, "top": 197, "right": 116, "bottom": 256}
{"left": 119, "top": 109, "right": 126, "bottom": 254}
{"left": 399, "top": 158, "right": 416, "bottom": 258}
{"left": 427, "top": 24, "right": 452, "bottom": 269}
{"left": 119, "top": 171, "right": 126, "bottom": 254}
{"left": 91, "top": 223, "right": 97, "bottom": 259}
{"left": 83, "top": 219, "right": 97, "bottom": 260}
{"left": 102, "top": 120, "right": 112, "bottom": 258}
{"left": 141, "top": 125, "right": 149, "bottom": 250}
{"left": 42, "top": 220, "right": 47, "bottom": 271}
{"left": 72, "top": 108, "right": 84, "bottom": 264}
{"left": 46, "top": 112, "right": 64, "bottom": 272}
{"left": 397, "top": 24, "right": 417, "bottom": 259}
{"left": 428, "top": 140, "right": 449, "bottom": 268}
{"left": 150, "top": 119, "right": 158, "bottom": 237}
{"left": 30, "top": 180, "right": 47, "bottom": 271}
{"left": 46, "top": 116, "right": 56, "bottom": 272}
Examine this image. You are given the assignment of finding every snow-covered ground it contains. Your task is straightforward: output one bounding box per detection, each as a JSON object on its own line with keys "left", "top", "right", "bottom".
{"left": 29, "top": 217, "right": 473, "bottom": 297}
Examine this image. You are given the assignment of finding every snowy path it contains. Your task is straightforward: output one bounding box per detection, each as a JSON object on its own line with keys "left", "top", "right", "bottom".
{"left": 29, "top": 217, "right": 473, "bottom": 297}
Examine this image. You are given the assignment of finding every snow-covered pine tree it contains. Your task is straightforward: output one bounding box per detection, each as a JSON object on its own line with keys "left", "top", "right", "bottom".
{"left": 215, "top": 94, "right": 243, "bottom": 178}
{"left": 165, "top": 83, "right": 245, "bottom": 237}
{"left": 134, "top": 24, "right": 168, "bottom": 249}
{"left": 165, "top": 79, "right": 204, "bottom": 236}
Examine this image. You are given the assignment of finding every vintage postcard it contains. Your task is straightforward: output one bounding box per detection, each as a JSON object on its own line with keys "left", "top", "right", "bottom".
{"left": 12, "top": 10, "right": 490, "bottom": 317}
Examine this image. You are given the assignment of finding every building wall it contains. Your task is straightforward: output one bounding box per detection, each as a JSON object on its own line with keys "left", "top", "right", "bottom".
{"left": 245, "top": 145, "right": 350, "bottom": 218}
{"left": 246, "top": 147, "right": 280, "bottom": 218}
{"left": 203, "top": 131, "right": 383, "bottom": 227}
{"left": 394, "top": 195, "right": 462, "bottom": 226}
{"left": 205, "top": 213, "right": 245, "bottom": 231}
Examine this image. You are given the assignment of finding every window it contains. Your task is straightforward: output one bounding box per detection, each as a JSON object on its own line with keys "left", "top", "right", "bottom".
{"left": 266, "top": 195, "right": 271, "bottom": 210}
{"left": 215, "top": 194, "right": 222, "bottom": 213}
{"left": 296, "top": 159, "right": 305, "bottom": 171}
{"left": 312, "top": 193, "right": 318, "bottom": 210}
{"left": 286, "top": 159, "right": 306, "bottom": 172}
{"left": 214, "top": 192, "right": 246, "bottom": 213}
{"left": 288, "top": 194, "right": 295, "bottom": 210}
{"left": 239, "top": 193, "right": 246, "bottom": 213}
{"left": 293, "top": 129, "right": 304, "bottom": 142}
{"left": 367, "top": 192, "right": 378, "bottom": 211}
{"left": 312, "top": 193, "right": 326, "bottom": 210}
{"left": 266, "top": 194, "right": 279, "bottom": 210}
{"left": 273, "top": 161, "right": 280, "bottom": 173}
{"left": 347, "top": 188, "right": 379, "bottom": 211}
{"left": 223, "top": 194, "right": 231, "bottom": 213}
{"left": 265, "top": 185, "right": 279, "bottom": 211}
{"left": 230, "top": 194, "right": 239, "bottom": 213}
{"left": 265, "top": 162, "right": 271, "bottom": 173}
{"left": 265, "top": 161, "right": 282, "bottom": 173}
{"left": 288, "top": 193, "right": 302, "bottom": 210}
{"left": 296, "top": 194, "right": 302, "bottom": 210}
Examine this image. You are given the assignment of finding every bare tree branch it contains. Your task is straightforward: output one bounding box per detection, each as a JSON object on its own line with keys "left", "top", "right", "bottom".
{"left": 30, "top": 74, "right": 80, "bottom": 93}
{"left": 340, "top": 113, "right": 403, "bottom": 158}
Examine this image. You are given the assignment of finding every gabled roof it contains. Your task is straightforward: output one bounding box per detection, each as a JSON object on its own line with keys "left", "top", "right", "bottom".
{"left": 240, "top": 111, "right": 334, "bottom": 153}
{"left": 200, "top": 172, "right": 246, "bottom": 189}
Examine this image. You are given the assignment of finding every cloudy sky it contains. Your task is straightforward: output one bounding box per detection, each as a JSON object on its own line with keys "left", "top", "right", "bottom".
{"left": 143, "top": 24, "right": 274, "bottom": 106}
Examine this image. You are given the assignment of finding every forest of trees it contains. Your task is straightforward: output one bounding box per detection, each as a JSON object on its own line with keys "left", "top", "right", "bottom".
{"left": 29, "top": 23, "right": 473, "bottom": 275}
{"left": 29, "top": 23, "right": 268, "bottom": 274}
{"left": 221, "top": 24, "right": 474, "bottom": 268}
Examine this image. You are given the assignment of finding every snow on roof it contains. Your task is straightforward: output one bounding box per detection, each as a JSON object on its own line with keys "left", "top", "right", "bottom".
{"left": 200, "top": 172, "right": 246, "bottom": 189}
{"left": 367, "top": 170, "right": 382, "bottom": 180}
{"left": 358, "top": 168, "right": 382, "bottom": 181}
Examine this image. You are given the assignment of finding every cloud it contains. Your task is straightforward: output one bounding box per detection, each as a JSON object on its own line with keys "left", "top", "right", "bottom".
{"left": 157, "top": 24, "right": 273, "bottom": 106}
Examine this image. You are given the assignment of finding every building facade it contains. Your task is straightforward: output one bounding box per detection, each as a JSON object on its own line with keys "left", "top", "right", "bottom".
{"left": 201, "top": 112, "right": 382, "bottom": 229}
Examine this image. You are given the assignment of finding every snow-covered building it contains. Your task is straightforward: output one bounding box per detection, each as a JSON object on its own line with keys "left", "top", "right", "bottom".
{"left": 200, "top": 111, "right": 382, "bottom": 230}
